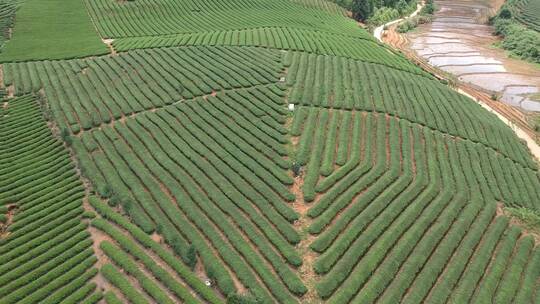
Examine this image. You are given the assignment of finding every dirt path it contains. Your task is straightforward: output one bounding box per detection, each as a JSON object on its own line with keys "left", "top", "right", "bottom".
{"left": 374, "top": 1, "right": 425, "bottom": 42}
{"left": 102, "top": 39, "right": 117, "bottom": 56}
{"left": 287, "top": 125, "right": 323, "bottom": 303}
{"left": 291, "top": 174, "right": 322, "bottom": 304}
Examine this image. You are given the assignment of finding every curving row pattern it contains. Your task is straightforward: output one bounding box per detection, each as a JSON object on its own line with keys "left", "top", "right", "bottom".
{"left": 71, "top": 85, "right": 305, "bottom": 303}
{"left": 286, "top": 52, "right": 537, "bottom": 169}
{"left": 0, "top": 95, "right": 99, "bottom": 303}
{"left": 291, "top": 107, "right": 540, "bottom": 303}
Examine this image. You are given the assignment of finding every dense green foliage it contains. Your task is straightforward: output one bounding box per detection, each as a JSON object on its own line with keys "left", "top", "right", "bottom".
{"left": 510, "top": 0, "right": 540, "bottom": 31}
{"left": 396, "top": 0, "right": 435, "bottom": 33}
{"left": 492, "top": 0, "right": 540, "bottom": 63}
{"left": 345, "top": 0, "right": 416, "bottom": 23}
{"left": 493, "top": 18, "right": 540, "bottom": 63}
{"left": 365, "top": 1, "right": 416, "bottom": 26}
{"left": 0, "top": 0, "right": 107, "bottom": 62}
{"left": 0, "top": 95, "right": 99, "bottom": 303}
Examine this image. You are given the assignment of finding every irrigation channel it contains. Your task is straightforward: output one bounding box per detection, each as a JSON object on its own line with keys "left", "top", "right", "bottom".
{"left": 375, "top": 0, "right": 540, "bottom": 163}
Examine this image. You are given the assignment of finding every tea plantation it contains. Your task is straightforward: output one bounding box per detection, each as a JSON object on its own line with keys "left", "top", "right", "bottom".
{"left": 0, "top": 0, "right": 539, "bottom": 303}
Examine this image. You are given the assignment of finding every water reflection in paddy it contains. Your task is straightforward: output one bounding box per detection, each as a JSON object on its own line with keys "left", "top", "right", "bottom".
{"left": 406, "top": 0, "right": 540, "bottom": 111}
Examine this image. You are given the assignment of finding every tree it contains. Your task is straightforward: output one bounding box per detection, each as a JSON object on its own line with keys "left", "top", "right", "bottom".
{"left": 396, "top": 0, "right": 408, "bottom": 13}
{"left": 499, "top": 7, "right": 512, "bottom": 19}
{"left": 352, "top": 0, "right": 373, "bottom": 20}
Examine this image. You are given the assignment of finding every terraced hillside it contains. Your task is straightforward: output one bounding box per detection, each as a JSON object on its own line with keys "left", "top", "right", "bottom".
{"left": 512, "top": 0, "right": 540, "bottom": 31}
{"left": 0, "top": 95, "right": 99, "bottom": 303}
{"left": 1, "top": 0, "right": 539, "bottom": 303}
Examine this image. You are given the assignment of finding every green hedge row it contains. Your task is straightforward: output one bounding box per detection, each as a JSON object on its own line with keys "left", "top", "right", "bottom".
{"left": 101, "top": 264, "right": 149, "bottom": 304}
{"left": 308, "top": 115, "right": 385, "bottom": 219}
{"left": 313, "top": 119, "right": 411, "bottom": 274}
{"left": 472, "top": 226, "right": 522, "bottom": 302}
{"left": 4, "top": 46, "right": 283, "bottom": 132}
{"left": 110, "top": 115, "right": 304, "bottom": 299}
{"left": 90, "top": 196, "right": 224, "bottom": 303}
{"left": 100, "top": 241, "right": 177, "bottom": 304}
{"left": 446, "top": 216, "right": 509, "bottom": 303}
{"left": 103, "top": 291, "right": 123, "bottom": 304}
{"left": 93, "top": 219, "right": 203, "bottom": 304}
{"left": 0, "top": 95, "right": 97, "bottom": 303}
{"left": 286, "top": 51, "right": 537, "bottom": 170}
{"left": 302, "top": 110, "right": 329, "bottom": 202}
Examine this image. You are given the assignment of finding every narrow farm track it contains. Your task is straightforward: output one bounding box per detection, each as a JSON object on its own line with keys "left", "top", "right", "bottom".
{"left": 291, "top": 174, "right": 321, "bottom": 304}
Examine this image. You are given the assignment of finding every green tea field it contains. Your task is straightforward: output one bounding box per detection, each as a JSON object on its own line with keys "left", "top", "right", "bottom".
{"left": 512, "top": 0, "right": 540, "bottom": 31}
{"left": 0, "top": 0, "right": 539, "bottom": 303}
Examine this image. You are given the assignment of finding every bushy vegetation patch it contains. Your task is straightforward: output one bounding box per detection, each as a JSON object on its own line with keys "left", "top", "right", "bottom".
{"left": 491, "top": 0, "right": 540, "bottom": 63}
{"left": 493, "top": 18, "right": 540, "bottom": 63}
{"left": 396, "top": 0, "right": 436, "bottom": 33}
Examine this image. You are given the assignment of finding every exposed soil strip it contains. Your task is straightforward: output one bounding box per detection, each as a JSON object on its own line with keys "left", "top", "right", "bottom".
{"left": 290, "top": 156, "right": 322, "bottom": 303}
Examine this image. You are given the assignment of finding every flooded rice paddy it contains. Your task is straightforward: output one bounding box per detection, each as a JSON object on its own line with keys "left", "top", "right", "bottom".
{"left": 408, "top": 0, "right": 540, "bottom": 111}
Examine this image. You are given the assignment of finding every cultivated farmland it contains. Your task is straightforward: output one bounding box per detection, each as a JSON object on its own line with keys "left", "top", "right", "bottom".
{"left": 0, "top": 0, "right": 107, "bottom": 62}
{"left": 0, "top": 95, "right": 99, "bottom": 303}
{"left": 512, "top": 0, "right": 540, "bottom": 31}
{"left": 1, "top": 0, "right": 539, "bottom": 303}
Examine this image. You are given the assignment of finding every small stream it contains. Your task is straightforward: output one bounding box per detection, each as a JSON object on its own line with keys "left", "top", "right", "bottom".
{"left": 407, "top": 0, "right": 540, "bottom": 111}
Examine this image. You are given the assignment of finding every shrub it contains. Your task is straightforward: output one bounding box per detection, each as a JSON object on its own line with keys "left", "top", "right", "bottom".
{"left": 61, "top": 128, "right": 72, "bottom": 146}
{"left": 421, "top": 0, "right": 436, "bottom": 15}
{"left": 98, "top": 184, "right": 113, "bottom": 198}
{"left": 493, "top": 18, "right": 540, "bottom": 63}
{"left": 498, "top": 7, "right": 512, "bottom": 19}
{"left": 81, "top": 211, "right": 96, "bottom": 219}
{"left": 227, "top": 293, "right": 261, "bottom": 304}
{"left": 397, "top": 19, "right": 416, "bottom": 32}
{"left": 103, "top": 291, "right": 123, "bottom": 304}
{"left": 367, "top": 7, "right": 400, "bottom": 26}
{"left": 185, "top": 245, "right": 198, "bottom": 270}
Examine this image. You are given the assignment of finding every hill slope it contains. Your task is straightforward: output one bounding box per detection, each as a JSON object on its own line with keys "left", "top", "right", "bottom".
{"left": 0, "top": 0, "right": 539, "bottom": 303}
